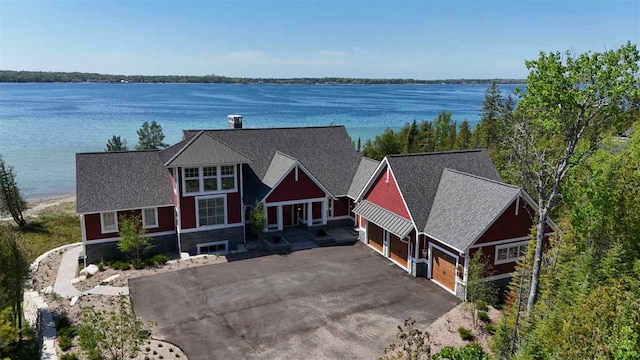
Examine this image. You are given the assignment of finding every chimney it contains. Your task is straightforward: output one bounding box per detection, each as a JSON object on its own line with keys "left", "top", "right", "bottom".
{"left": 228, "top": 115, "right": 243, "bottom": 129}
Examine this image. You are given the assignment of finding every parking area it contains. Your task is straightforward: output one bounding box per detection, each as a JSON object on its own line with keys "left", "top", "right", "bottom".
{"left": 129, "top": 243, "right": 459, "bottom": 359}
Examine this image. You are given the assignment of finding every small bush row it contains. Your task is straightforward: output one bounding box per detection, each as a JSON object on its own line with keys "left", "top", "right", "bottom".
{"left": 55, "top": 314, "right": 76, "bottom": 351}
{"left": 105, "top": 254, "right": 169, "bottom": 271}
{"left": 458, "top": 326, "right": 474, "bottom": 341}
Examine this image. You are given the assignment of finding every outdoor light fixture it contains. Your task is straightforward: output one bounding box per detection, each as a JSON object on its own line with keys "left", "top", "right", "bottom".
{"left": 422, "top": 248, "right": 428, "bottom": 257}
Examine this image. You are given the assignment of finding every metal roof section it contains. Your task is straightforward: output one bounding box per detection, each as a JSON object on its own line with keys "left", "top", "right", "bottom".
{"left": 353, "top": 200, "right": 414, "bottom": 238}
{"left": 163, "top": 131, "right": 252, "bottom": 167}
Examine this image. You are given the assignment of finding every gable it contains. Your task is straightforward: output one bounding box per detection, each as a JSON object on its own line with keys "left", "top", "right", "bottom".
{"left": 363, "top": 165, "right": 411, "bottom": 220}
{"left": 475, "top": 198, "right": 540, "bottom": 244}
{"left": 265, "top": 166, "right": 327, "bottom": 203}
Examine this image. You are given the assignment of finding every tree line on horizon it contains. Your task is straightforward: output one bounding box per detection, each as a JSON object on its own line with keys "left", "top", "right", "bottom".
{"left": 358, "top": 82, "right": 513, "bottom": 166}
{"left": 0, "top": 70, "right": 525, "bottom": 85}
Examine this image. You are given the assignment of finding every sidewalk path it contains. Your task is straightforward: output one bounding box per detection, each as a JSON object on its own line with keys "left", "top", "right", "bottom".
{"left": 53, "top": 245, "right": 83, "bottom": 298}
{"left": 84, "top": 285, "right": 129, "bottom": 296}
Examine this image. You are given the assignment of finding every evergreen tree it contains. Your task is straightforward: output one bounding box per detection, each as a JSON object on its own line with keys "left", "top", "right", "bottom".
{"left": 448, "top": 122, "right": 457, "bottom": 150}
{"left": 433, "top": 111, "right": 453, "bottom": 151}
{"left": 405, "top": 120, "right": 419, "bottom": 153}
{"left": 0, "top": 156, "right": 27, "bottom": 228}
{"left": 105, "top": 135, "right": 129, "bottom": 152}
{"left": 477, "top": 82, "right": 503, "bottom": 149}
{"left": 456, "top": 120, "right": 472, "bottom": 149}
{"left": 418, "top": 121, "right": 436, "bottom": 152}
{"left": 136, "top": 121, "right": 168, "bottom": 150}
{"left": 356, "top": 137, "right": 362, "bottom": 152}
{"left": 361, "top": 129, "right": 403, "bottom": 160}
{"left": 0, "top": 228, "right": 29, "bottom": 344}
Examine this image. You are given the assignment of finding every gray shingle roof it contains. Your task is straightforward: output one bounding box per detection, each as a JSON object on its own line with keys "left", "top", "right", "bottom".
{"left": 183, "top": 126, "right": 362, "bottom": 203}
{"left": 262, "top": 152, "right": 297, "bottom": 188}
{"left": 424, "top": 169, "right": 521, "bottom": 251}
{"left": 76, "top": 151, "right": 174, "bottom": 213}
{"left": 158, "top": 131, "right": 252, "bottom": 167}
{"left": 353, "top": 200, "right": 414, "bottom": 238}
{"left": 347, "top": 157, "right": 380, "bottom": 199}
{"left": 385, "top": 149, "right": 502, "bottom": 230}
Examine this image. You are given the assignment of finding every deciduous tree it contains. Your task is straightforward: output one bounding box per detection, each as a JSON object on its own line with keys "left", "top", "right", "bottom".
{"left": 117, "top": 214, "right": 151, "bottom": 260}
{"left": 504, "top": 42, "right": 640, "bottom": 312}
{"left": 0, "top": 228, "right": 29, "bottom": 343}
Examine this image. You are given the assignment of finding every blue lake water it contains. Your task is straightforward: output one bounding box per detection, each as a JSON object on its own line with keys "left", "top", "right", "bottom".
{"left": 0, "top": 83, "right": 519, "bottom": 199}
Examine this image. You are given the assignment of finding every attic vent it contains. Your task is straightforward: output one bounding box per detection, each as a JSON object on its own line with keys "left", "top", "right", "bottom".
{"left": 228, "top": 115, "right": 243, "bottom": 129}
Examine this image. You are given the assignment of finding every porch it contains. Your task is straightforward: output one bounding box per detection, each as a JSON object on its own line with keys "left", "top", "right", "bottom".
{"left": 264, "top": 198, "right": 328, "bottom": 232}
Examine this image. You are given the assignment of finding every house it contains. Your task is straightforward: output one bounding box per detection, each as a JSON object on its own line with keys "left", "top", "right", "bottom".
{"left": 76, "top": 115, "right": 557, "bottom": 300}
{"left": 352, "top": 151, "right": 558, "bottom": 298}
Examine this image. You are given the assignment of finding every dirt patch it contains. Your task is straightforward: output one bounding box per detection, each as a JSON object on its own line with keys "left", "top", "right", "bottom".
{"left": 31, "top": 248, "right": 64, "bottom": 292}
{"left": 426, "top": 303, "right": 500, "bottom": 353}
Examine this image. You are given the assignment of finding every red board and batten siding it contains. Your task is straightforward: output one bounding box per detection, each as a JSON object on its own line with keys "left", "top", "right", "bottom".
{"left": 363, "top": 166, "right": 411, "bottom": 220}
{"left": 265, "top": 167, "right": 326, "bottom": 203}
{"left": 332, "top": 196, "right": 351, "bottom": 217}
{"left": 178, "top": 164, "right": 243, "bottom": 230}
{"left": 84, "top": 206, "right": 175, "bottom": 241}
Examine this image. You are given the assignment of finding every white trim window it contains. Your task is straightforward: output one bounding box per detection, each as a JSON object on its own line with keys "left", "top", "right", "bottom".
{"left": 183, "top": 165, "right": 236, "bottom": 195}
{"left": 184, "top": 167, "right": 201, "bottom": 194}
{"left": 100, "top": 211, "right": 118, "bottom": 233}
{"left": 197, "top": 240, "right": 228, "bottom": 255}
{"left": 142, "top": 207, "right": 159, "bottom": 229}
{"left": 197, "top": 196, "right": 226, "bottom": 227}
{"left": 495, "top": 241, "right": 528, "bottom": 265}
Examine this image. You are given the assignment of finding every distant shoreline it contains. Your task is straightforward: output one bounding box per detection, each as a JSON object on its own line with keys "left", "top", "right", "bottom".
{"left": 0, "top": 70, "right": 525, "bottom": 85}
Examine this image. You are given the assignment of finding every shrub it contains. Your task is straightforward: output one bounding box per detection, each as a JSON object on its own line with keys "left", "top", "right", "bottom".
{"left": 111, "top": 261, "right": 131, "bottom": 271}
{"left": 58, "top": 333, "right": 73, "bottom": 351}
{"left": 316, "top": 229, "right": 327, "bottom": 236}
{"left": 58, "top": 325, "right": 77, "bottom": 339}
{"left": 477, "top": 310, "right": 490, "bottom": 323}
{"left": 433, "top": 343, "right": 488, "bottom": 359}
{"left": 56, "top": 315, "right": 73, "bottom": 331}
{"left": 458, "top": 327, "right": 474, "bottom": 341}
{"left": 152, "top": 254, "right": 168, "bottom": 265}
{"left": 144, "top": 256, "right": 156, "bottom": 266}
{"left": 61, "top": 353, "right": 79, "bottom": 360}
{"left": 474, "top": 300, "right": 489, "bottom": 312}
{"left": 484, "top": 323, "right": 496, "bottom": 335}
{"left": 132, "top": 258, "right": 145, "bottom": 270}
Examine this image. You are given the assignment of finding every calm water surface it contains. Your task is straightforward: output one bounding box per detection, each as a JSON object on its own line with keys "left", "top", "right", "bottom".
{"left": 0, "top": 83, "right": 519, "bottom": 198}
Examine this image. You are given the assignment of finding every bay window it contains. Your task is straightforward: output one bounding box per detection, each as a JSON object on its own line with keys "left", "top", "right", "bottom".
{"left": 183, "top": 165, "right": 236, "bottom": 195}
{"left": 197, "top": 196, "right": 226, "bottom": 227}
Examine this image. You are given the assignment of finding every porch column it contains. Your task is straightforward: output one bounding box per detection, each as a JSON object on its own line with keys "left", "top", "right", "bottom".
{"left": 263, "top": 205, "right": 268, "bottom": 232}
{"left": 307, "top": 201, "right": 313, "bottom": 226}
{"left": 321, "top": 199, "right": 328, "bottom": 225}
{"left": 277, "top": 205, "right": 283, "bottom": 231}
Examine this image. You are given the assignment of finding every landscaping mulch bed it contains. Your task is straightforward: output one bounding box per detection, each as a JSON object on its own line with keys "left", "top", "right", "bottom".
{"left": 426, "top": 303, "right": 501, "bottom": 353}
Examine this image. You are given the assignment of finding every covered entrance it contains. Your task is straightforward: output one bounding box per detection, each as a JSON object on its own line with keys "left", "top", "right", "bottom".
{"left": 431, "top": 247, "right": 456, "bottom": 292}
{"left": 265, "top": 198, "right": 328, "bottom": 232}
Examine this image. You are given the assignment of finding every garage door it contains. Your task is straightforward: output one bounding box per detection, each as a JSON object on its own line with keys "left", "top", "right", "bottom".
{"left": 432, "top": 248, "right": 456, "bottom": 292}
{"left": 367, "top": 222, "right": 384, "bottom": 253}
{"left": 389, "top": 234, "right": 408, "bottom": 268}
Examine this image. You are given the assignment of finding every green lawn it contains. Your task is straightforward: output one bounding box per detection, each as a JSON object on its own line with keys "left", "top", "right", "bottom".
{"left": 18, "top": 212, "right": 80, "bottom": 263}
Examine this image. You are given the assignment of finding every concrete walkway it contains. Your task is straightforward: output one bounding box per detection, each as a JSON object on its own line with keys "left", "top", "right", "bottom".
{"left": 53, "top": 245, "right": 83, "bottom": 298}
{"left": 53, "top": 244, "right": 129, "bottom": 301}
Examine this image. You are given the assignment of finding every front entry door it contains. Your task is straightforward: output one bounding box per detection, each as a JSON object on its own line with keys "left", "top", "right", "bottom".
{"left": 283, "top": 205, "right": 293, "bottom": 227}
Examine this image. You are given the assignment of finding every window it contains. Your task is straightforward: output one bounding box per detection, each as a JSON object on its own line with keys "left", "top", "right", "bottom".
{"left": 183, "top": 166, "right": 236, "bottom": 195}
{"left": 197, "top": 241, "right": 228, "bottom": 255}
{"left": 142, "top": 207, "right": 158, "bottom": 229}
{"left": 221, "top": 166, "right": 235, "bottom": 190}
{"left": 495, "top": 242, "right": 528, "bottom": 264}
{"left": 197, "top": 197, "right": 225, "bottom": 227}
{"left": 100, "top": 212, "right": 118, "bottom": 233}
{"left": 184, "top": 167, "right": 200, "bottom": 194}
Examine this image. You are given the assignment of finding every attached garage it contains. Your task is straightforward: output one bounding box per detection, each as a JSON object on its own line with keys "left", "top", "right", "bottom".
{"left": 367, "top": 222, "right": 384, "bottom": 253}
{"left": 431, "top": 248, "right": 457, "bottom": 292}
{"left": 389, "top": 234, "right": 408, "bottom": 268}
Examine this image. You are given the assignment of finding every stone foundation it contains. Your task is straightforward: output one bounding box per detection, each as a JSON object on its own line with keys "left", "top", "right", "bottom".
{"left": 84, "top": 233, "right": 178, "bottom": 263}
{"left": 179, "top": 226, "right": 245, "bottom": 255}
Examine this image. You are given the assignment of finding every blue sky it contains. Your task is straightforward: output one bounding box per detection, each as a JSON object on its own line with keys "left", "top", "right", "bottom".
{"left": 0, "top": 0, "right": 638, "bottom": 78}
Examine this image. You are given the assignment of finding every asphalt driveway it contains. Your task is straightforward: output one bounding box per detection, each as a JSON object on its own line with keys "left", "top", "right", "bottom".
{"left": 129, "top": 243, "right": 458, "bottom": 359}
